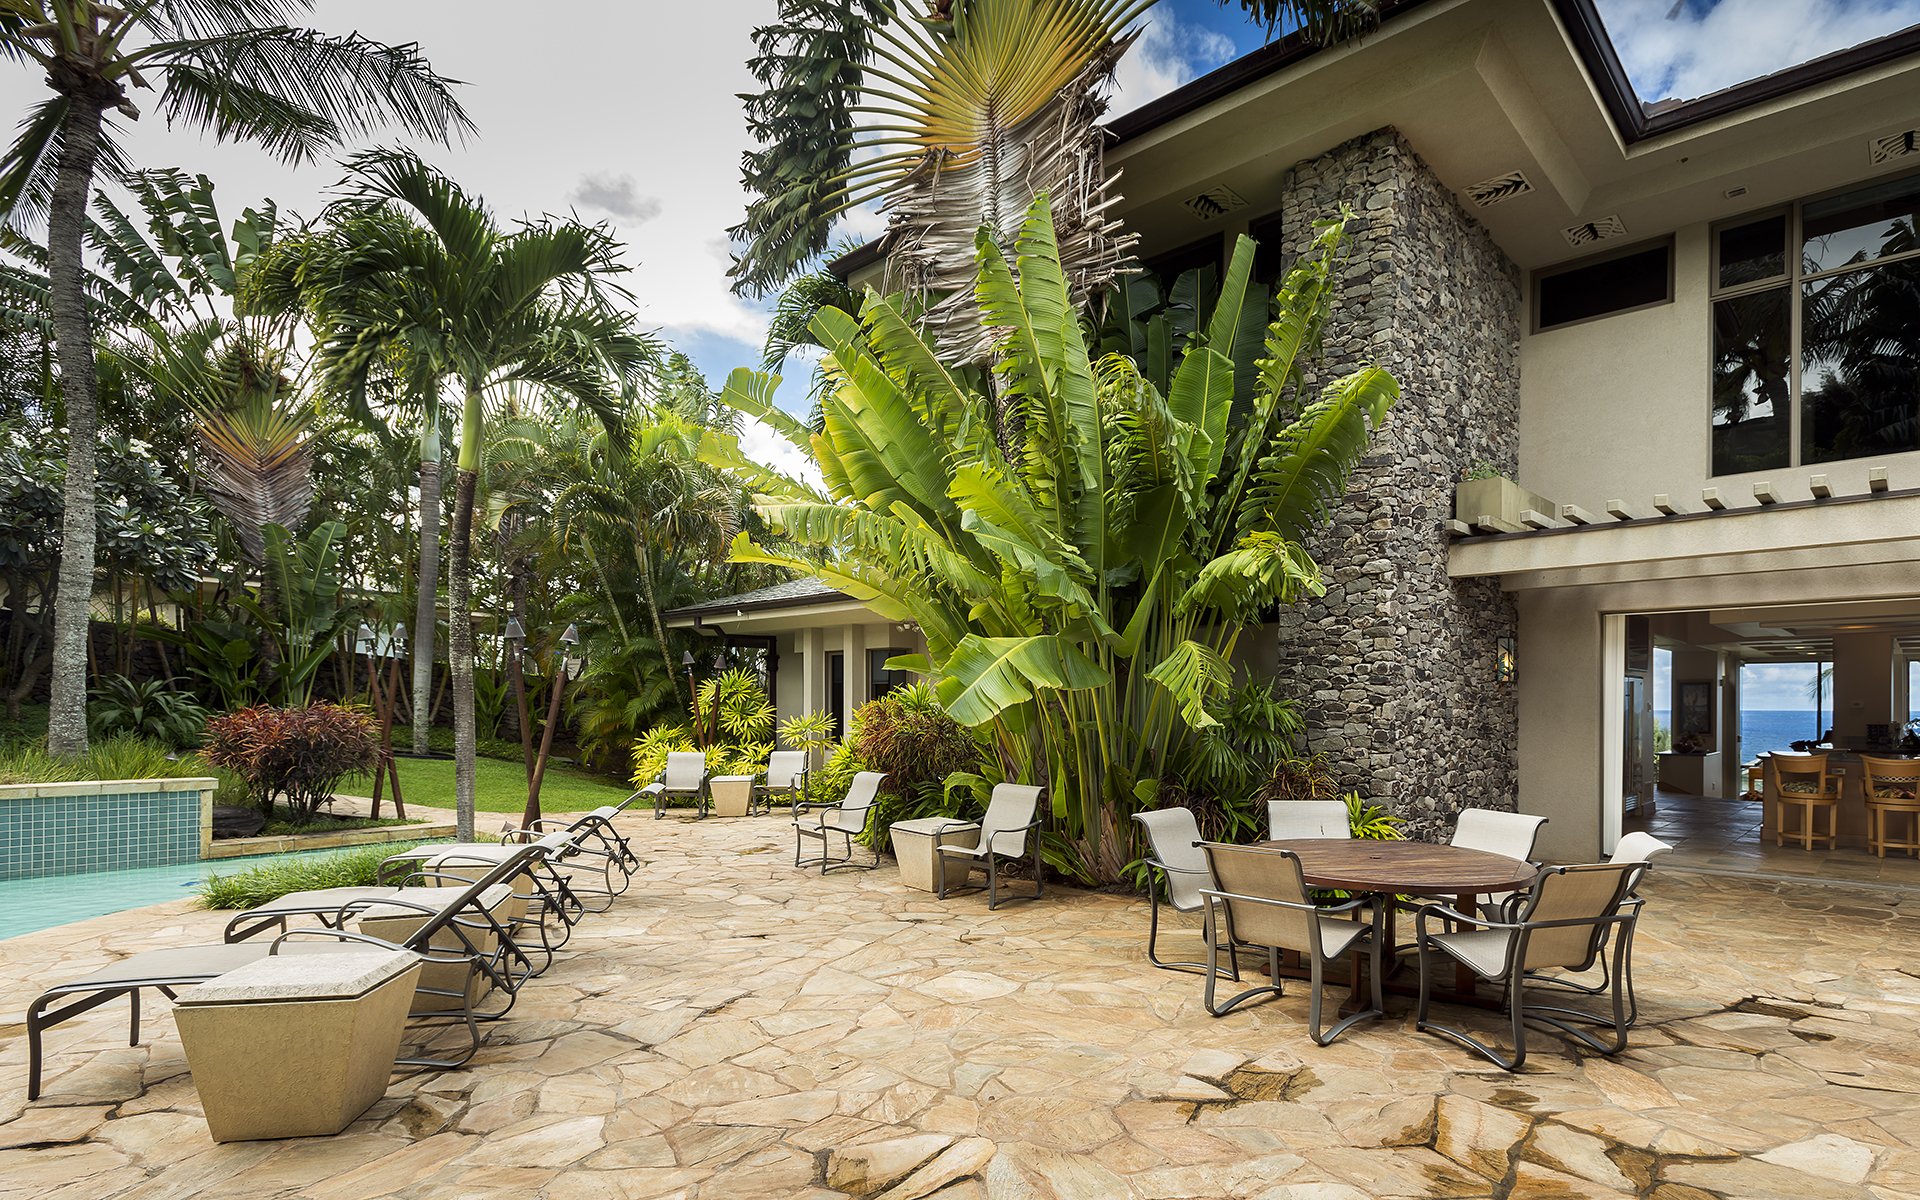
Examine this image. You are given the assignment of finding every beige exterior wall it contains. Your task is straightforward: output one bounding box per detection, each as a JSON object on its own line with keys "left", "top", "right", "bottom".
{"left": 1519, "top": 217, "right": 1920, "bottom": 516}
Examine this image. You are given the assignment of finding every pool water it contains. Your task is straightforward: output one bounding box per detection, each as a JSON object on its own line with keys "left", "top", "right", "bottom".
{"left": 0, "top": 848, "right": 347, "bottom": 941}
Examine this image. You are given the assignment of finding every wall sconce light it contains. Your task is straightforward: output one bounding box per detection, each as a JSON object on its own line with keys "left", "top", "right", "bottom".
{"left": 1496, "top": 636, "right": 1516, "bottom": 685}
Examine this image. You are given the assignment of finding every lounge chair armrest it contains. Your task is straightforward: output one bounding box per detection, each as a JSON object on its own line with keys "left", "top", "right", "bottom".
{"left": 1144, "top": 856, "right": 1208, "bottom": 877}
{"left": 270, "top": 927, "right": 465, "bottom": 965}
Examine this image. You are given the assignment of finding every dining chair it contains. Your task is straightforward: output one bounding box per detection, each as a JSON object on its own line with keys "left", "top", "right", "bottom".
{"left": 1450, "top": 809, "right": 1548, "bottom": 915}
{"left": 1860, "top": 755, "right": 1920, "bottom": 859}
{"left": 1770, "top": 753, "right": 1839, "bottom": 850}
{"left": 1415, "top": 862, "right": 1638, "bottom": 1071}
{"left": 1132, "top": 808, "right": 1234, "bottom": 978}
{"left": 1506, "top": 833, "right": 1672, "bottom": 1025}
{"left": 1267, "top": 799, "right": 1351, "bottom": 841}
{"left": 1197, "top": 843, "right": 1383, "bottom": 1045}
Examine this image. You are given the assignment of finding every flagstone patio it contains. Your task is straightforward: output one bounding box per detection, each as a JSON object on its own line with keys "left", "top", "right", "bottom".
{"left": 1, "top": 815, "right": 1917, "bottom": 1199}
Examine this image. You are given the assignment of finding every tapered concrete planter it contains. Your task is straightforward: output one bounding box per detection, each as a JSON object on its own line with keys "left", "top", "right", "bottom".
{"left": 890, "top": 818, "right": 978, "bottom": 893}
{"left": 356, "top": 883, "right": 515, "bottom": 1014}
{"left": 1454, "top": 476, "right": 1553, "bottom": 526}
{"left": 174, "top": 949, "right": 421, "bottom": 1142}
{"left": 711, "top": 775, "right": 756, "bottom": 818}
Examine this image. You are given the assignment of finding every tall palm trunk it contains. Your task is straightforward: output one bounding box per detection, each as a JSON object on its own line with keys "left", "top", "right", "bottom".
{"left": 410, "top": 427, "right": 442, "bottom": 754}
{"left": 447, "top": 385, "right": 482, "bottom": 841}
{"left": 44, "top": 89, "right": 113, "bottom": 757}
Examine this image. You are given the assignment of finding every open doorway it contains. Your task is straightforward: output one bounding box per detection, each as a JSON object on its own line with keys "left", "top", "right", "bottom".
{"left": 1613, "top": 599, "right": 1920, "bottom": 884}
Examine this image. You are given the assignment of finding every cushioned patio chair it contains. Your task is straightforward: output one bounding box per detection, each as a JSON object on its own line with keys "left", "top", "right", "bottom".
{"left": 646, "top": 751, "right": 711, "bottom": 819}
{"left": 758, "top": 750, "right": 810, "bottom": 816}
{"left": 25, "top": 848, "right": 539, "bottom": 1101}
{"left": 1197, "top": 843, "right": 1384, "bottom": 1045}
{"left": 1414, "top": 861, "right": 1638, "bottom": 1071}
{"left": 1497, "top": 832, "right": 1672, "bottom": 1025}
{"left": 792, "top": 771, "right": 885, "bottom": 873}
{"left": 1771, "top": 752, "right": 1840, "bottom": 850}
{"left": 1132, "top": 808, "right": 1235, "bottom": 978}
{"left": 1268, "top": 799, "right": 1351, "bottom": 841}
{"left": 934, "top": 783, "right": 1046, "bottom": 909}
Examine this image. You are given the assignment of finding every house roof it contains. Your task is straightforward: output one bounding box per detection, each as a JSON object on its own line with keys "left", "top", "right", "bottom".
{"left": 662, "top": 578, "right": 849, "bottom": 622}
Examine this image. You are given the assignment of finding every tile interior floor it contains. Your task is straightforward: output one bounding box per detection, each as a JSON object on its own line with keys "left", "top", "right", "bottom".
{"left": 1625, "top": 785, "right": 1920, "bottom": 892}
{"left": 0, "top": 814, "right": 1918, "bottom": 1199}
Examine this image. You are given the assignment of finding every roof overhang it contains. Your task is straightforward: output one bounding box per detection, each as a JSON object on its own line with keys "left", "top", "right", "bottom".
{"left": 664, "top": 597, "right": 875, "bottom": 633}
{"left": 1450, "top": 490, "right": 1920, "bottom": 592}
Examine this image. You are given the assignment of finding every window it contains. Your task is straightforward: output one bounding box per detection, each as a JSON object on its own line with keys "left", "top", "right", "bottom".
{"left": 1247, "top": 210, "right": 1286, "bottom": 283}
{"left": 1710, "top": 171, "right": 1920, "bottom": 475}
{"left": 867, "top": 647, "right": 911, "bottom": 701}
{"left": 1534, "top": 240, "right": 1673, "bottom": 331}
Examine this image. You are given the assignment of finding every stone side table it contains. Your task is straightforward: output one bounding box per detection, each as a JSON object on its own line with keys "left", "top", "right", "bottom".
{"left": 710, "top": 775, "right": 756, "bottom": 818}
{"left": 173, "top": 949, "right": 422, "bottom": 1142}
{"left": 889, "top": 818, "right": 979, "bottom": 892}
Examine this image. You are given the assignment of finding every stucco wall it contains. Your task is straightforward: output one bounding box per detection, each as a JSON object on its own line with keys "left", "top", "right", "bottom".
{"left": 1519, "top": 222, "right": 1920, "bottom": 513}
{"left": 1267, "top": 128, "right": 1522, "bottom": 841}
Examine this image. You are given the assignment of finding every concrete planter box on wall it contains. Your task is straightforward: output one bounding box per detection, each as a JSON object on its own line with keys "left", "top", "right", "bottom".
{"left": 1455, "top": 476, "right": 1553, "bottom": 527}
{"left": 0, "top": 777, "right": 216, "bottom": 880}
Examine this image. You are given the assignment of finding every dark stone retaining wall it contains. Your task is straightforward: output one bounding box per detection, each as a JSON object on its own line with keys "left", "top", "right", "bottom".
{"left": 1268, "top": 128, "right": 1522, "bottom": 840}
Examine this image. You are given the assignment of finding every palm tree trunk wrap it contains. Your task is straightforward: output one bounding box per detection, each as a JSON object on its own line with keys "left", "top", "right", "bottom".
{"left": 448, "top": 464, "right": 479, "bottom": 842}
{"left": 411, "top": 451, "right": 442, "bottom": 755}
{"left": 45, "top": 95, "right": 109, "bottom": 757}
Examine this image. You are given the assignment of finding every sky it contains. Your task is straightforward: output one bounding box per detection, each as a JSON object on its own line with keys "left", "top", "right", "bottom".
{"left": 1593, "top": 0, "right": 1920, "bottom": 103}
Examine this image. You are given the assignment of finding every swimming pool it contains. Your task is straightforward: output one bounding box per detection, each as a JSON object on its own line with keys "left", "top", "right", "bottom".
{"left": 0, "top": 848, "right": 350, "bottom": 940}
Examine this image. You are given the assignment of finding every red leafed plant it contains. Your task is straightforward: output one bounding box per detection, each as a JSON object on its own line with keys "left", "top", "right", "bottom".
{"left": 202, "top": 703, "right": 379, "bottom": 819}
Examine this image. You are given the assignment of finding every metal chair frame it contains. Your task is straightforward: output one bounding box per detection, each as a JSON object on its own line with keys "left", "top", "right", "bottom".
{"left": 648, "top": 753, "right": 712, "bottom": 820}
{"left": 1414, "top": 866, "right": 1635, "bottom": 1071}
{"left": 792, "top": 772, "right": 884, "bottom": 873}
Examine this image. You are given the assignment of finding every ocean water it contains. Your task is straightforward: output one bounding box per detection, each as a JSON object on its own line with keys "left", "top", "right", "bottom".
{"left": 1656, "top": 708, "right": 1918, "bottom": 757}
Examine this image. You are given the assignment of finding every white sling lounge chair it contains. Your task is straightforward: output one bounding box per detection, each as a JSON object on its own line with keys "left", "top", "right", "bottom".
{"left": 758, "top": 750, "right": 810, "bottom": 815}
{"left": 934, "top": 783, "right": 1045, "bottom": 909}
{"left": 1133, "top": 807, "right": 1234, "bottom": 977}
{"left": 792, "top": 771, "right": 885, "bottom": 872}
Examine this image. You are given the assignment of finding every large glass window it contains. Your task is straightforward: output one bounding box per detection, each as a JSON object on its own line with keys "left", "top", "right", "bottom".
{"left": 1710, "top": 171, "right": 1920, "bottom": 475}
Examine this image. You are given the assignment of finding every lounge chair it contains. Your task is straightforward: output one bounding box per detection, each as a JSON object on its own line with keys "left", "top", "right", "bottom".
{"left": 934, "top": 783, "right": 1045, "bottom": 909}
{"left": 792, "top": 771, "right": 885, "bottom": 873}
{"left": 1198, "top": 843, "right": 1384, "bottom": 1045}
{"left": 646, "top": 751, "right": 710, "bottom": 819}
{"left": 759, "top": 750, "right": 810, "bottom": 815}
{"left": 25, "top": 848, "right": 539, "bottom": 1101}
{"left": 1132, "top": 807, "right": 1235, "bottom": 978}
{"left": 1414, "top": 862, "right": 1638, "bottom": 1071}
{"left": 1267, "top": 799, "right": 1351, "bottom": 840}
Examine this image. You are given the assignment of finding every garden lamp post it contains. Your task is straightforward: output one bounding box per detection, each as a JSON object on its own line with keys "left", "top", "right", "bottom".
{"left": 524, "top": 623, "right": 581, "bottom": 827}
{"left": 361, "top": 622, "right": 407, "bottom": 819}
{"left": 503, "top": 616, "right": 534, "bottom": 783}
{"left": 683, "top": 650, "right": 704, "bottom": 749}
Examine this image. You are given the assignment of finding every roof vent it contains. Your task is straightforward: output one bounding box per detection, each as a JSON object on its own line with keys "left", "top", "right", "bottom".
{"left": 1561, "top": 216, "right": 1627, "bottom": 247}
{"left": 1182, "top": 185, "right": 1247, "bottom": 221}
{"left": 1465, "top": 170, "right": 1534, "bottom": 208}
{"left": 1871, "top": 129, "right": 1920, "bottom": 164}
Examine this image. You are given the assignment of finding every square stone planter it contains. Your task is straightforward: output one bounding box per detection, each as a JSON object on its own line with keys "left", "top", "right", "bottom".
{"left": 711, "top": 775, "right": 756, "bottom": 818}
{"left": 1454, "top": 476, "right": 1552, "bottom": 526}
{"left": 173, "top": 949, "right": 421, "bottom": 1142}
{"left": 890, "top": 818, "right": 979, "bottom": 893}
{"left": 356, "top": 883, "right": 515, "bottom": 1015}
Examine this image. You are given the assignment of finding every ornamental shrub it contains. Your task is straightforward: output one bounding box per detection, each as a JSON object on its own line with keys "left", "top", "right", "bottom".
{"left": 202, "top": 703, "right": 379, "bottom": 819}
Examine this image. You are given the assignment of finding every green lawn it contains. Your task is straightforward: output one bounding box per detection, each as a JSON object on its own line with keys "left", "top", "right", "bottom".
{"left": 380, "top": 753, "right": 634, "bottom": 815}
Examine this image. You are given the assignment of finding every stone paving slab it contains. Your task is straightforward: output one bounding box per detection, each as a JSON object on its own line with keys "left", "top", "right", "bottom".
{"left": 0, "top": 817, "right": 1917, "bottom": 1198}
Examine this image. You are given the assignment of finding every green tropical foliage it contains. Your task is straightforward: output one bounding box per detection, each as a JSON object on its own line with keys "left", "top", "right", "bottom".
{"left": 87, "top": 674, "right": 207, "bottom": 747}
{"left": 708, "top": 195, "right": 1395, "bottom": 882}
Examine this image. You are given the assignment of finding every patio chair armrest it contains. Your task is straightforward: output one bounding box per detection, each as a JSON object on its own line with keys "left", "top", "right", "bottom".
{"left": 1200, "top": 887, "right": 1335, "bottom": 916}
{"left": 1144, "top": 856, "right": 1208, "bottom": 877}
{"left": 638, "top": 781, "right": 664, "bottom": 797}
{"left": 524, "top": 818, "right": 572, "bottom": 833}
{"left": 1413, "top": 901, "right": 1516, "bottom": 940}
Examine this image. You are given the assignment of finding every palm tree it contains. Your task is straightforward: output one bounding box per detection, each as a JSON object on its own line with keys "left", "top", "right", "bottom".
{"left": 731, "top": 0, "right": 1374, "bottom": 354}
{"left": 295, "top": 149, "right": 655, "bottom": 839}
{"left": 0, "top": 0, "right": 471, "bottom": 755}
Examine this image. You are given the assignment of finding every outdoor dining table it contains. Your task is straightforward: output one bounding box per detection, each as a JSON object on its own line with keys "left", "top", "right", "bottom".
{"left": 1257, "top": 839, "right": 1539, "bottom": 1009}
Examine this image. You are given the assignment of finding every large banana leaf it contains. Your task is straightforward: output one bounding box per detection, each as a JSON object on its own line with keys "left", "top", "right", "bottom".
{"left": 1238, "top": 366, "right": 1398, "bottom": 542}
{"left": 937, "top": 633, "right": 1109, "bottom": 727}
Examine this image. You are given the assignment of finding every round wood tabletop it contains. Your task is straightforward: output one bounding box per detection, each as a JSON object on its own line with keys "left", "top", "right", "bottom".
{"left": 1257, "top": 839, "right": 1537, "bottom": 898}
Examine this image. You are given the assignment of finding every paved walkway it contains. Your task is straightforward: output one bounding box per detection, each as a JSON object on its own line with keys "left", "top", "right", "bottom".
{"left": 1, "top": 817, "right": 1918, "bottom": 1198}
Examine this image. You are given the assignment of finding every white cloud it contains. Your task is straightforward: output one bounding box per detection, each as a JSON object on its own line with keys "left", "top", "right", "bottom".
{"left": 1595, "top": 0, "right": 1920, "bottom": 103}
{"left": 568, "top": 172, "right": 661, "bottom": 223}
{"left": 739, "top": 413, "right": 824, "bottom": 492}
{"left": 1110, "top": 10, "right": 1238, "bottom": 114}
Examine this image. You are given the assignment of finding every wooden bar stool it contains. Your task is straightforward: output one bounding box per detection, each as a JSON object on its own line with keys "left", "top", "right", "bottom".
{"left": 1771, "top": 753, "right": 1840, "bottom": 851}
{"left": 1860, "top": 755, "right": 1920, "bottom": 859}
